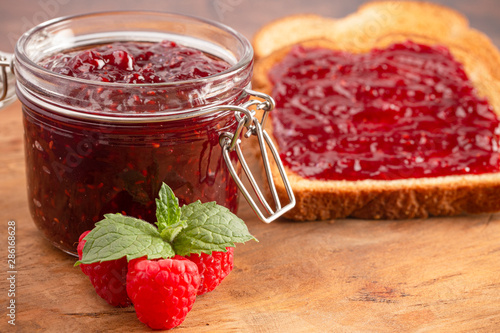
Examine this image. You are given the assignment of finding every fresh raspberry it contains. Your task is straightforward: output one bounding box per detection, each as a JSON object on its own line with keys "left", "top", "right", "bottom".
{"left": 77, "top": 231, "right": 131, "bottom": 307}
{"left": 126, "top": 256, "right": 201, "bottom": 330}
{"left": 185, "top": 247, "right": 234, "bottom": 295}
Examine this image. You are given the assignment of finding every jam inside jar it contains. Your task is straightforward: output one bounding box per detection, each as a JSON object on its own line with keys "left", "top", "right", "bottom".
{"left": 14, "top": 12, "right": 255, "bottom": 255}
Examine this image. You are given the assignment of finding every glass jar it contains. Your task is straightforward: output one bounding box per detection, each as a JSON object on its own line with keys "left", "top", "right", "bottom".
{"left": 6, "top": 12, "right": 294, "bottom": 255}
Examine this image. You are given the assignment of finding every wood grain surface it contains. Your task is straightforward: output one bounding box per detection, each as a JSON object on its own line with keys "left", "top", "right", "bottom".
{"left": 1, "top": 1, "right": 500, "bottom": 332}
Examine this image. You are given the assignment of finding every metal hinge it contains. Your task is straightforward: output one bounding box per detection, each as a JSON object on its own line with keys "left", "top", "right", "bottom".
{"left": 0, "top": 52, "right": 17, "bottom": 108}
{"left": 220, "top": 89, "right": 295, "bottom": 223}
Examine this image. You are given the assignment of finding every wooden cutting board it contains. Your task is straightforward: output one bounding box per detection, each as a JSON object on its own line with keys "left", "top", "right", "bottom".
{"left": 1, "top": 100, "right": 499, "bottom": 332}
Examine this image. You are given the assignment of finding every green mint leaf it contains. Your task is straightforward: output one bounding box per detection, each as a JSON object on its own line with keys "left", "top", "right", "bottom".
{"left": 160, "top": 219, "right": 188, "bottom": 243}
{"left": 172, "top": 201, "right": 257, "bottom": 256}
{"left": 155, "top": 183, "right": 181, "bottom": 234}
{"left": 76, "top": 213, "right": 175, "bottom": 265}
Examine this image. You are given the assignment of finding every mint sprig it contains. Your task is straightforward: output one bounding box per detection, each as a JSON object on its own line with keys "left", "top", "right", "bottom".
{"left": 76, "top": 183, "right": 257, "bottom": 265}
{"left": 173, "top": 201, "right": 256, "bottom": 256}
{"left": 155, "top": 183, "right": 186, "bottom": 243}
{"left": 77, "top": 214, "right": 175, "bottom": 264}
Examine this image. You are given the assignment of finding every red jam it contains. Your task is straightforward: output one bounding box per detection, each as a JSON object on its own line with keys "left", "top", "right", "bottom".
{"left": 42, "top": 40, "right": 230, "bottom": 83}
{"left": 24, "top": 41, "right": 239, "bottom": 254}
{"left": 40, "top": 41, "right": 231, "bottom": 113}
{"left": 268, "top": 41, "right": 500, "bottom": 180}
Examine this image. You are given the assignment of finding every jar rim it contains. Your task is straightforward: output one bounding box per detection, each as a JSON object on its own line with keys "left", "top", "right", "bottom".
{"left": 15, "top": 10, "right": 254, "bottom": 89}
{"left": 14, "top": 11, "right": 254, "bottom": 121}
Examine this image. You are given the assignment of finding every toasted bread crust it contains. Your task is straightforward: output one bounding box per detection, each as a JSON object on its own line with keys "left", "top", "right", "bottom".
{"left": 253, "top": 1, "right": 468, "bottom": 59}
{"left": 252, "top": 1, "right": 500, "bottom": 220}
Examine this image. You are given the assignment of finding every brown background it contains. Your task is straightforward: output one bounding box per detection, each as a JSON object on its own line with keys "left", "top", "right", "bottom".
{"left": 2, "top": 0, "right": 500, "bottom": 52}
{"left": 1, "top": 1, "right": 499, "bottom": 332}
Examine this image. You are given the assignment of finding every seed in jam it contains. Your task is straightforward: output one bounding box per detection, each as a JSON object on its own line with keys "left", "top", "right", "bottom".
{"left": 25, "top": 41, "right": 239, "bottom": 254}
{"left": 268, "top": 41, "right": 500, "bottom": 180}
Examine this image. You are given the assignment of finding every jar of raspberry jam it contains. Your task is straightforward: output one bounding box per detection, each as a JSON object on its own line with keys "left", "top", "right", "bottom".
{"left": 2, "top": 12, "right": 294, "bottom": 255}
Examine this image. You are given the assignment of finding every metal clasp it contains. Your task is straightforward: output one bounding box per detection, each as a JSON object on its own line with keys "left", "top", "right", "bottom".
{"left": 220, "top": 89, "right": 295, "bottom": 223}
{"left": 0, "top": 51, "right": 17, "bottom": 108}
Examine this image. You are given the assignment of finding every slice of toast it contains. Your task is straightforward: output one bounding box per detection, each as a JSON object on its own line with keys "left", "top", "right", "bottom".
{"left": 252, "top": 1, "right": 500, "bottom": 220}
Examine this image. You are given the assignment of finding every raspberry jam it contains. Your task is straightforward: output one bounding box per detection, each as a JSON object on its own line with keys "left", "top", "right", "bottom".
{"left": 268, "top": 41, "right": 500, "bottom": 180}
{"left": 23, "top": 41, "right": 240, "bottom": 253}
{"left": 39, "top": 41, "right": 232, "bottom": 114}
{"left": 16, "top": 12, "right": 254, "bottom": 255}
{"left": 23, "top": 97, "right": 240, "bottom": 254}
{"left": 41, "top": 41, "right": 231, "bottom": 86}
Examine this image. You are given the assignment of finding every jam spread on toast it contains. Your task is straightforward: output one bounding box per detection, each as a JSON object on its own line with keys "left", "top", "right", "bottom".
{"left": 269, "top": 41, "right": 500, "bottom": 180}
